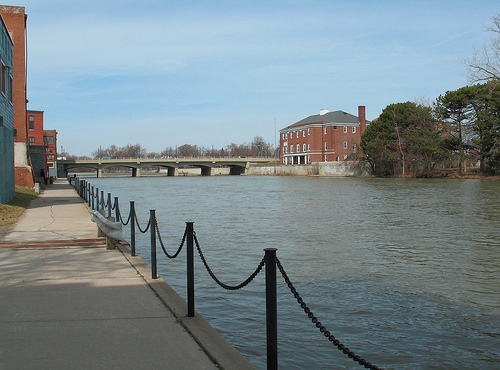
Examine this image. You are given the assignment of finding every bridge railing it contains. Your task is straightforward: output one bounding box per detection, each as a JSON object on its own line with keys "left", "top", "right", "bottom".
{"left": 72, "top": 177, "right": 384, "bottom": 370}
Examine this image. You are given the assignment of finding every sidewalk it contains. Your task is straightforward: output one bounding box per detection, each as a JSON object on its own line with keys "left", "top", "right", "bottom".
{"left": 0, "top": 179, "right": 254, "bottom": 370}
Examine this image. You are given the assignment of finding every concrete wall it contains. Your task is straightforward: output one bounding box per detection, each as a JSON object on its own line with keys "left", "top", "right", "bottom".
{"left": 247, "top": 161, "right": 368, "bottom": 176}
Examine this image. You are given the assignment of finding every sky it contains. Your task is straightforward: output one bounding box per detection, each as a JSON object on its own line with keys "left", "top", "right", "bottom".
{"left": 15, "top": 0, "right": 500, "bottom": 156}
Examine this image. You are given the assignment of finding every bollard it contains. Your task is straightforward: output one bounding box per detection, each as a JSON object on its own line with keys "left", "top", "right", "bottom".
{"left": 150, "top": 209, "right": 157, "bottom": 279}
{"left": 91, "top": 186, "right": 95, "bottom": 210}
{"left": 130, "top": 201, "right": 136, "bottom": 256}
{"left": 186, "top": 222, "right": 195, "bottom": 317}
{"left": 264, "top": 248, "right": 278, "bottom": 370}
{"left": 96, "top": 188, "right": 100, "bottom": 211}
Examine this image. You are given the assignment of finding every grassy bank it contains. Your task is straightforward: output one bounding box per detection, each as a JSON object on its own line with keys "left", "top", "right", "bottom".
{"left": 0, "top": 187, "right": 38, "bottom": 233}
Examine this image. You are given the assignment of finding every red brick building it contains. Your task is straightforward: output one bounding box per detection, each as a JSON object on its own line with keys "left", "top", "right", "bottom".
{"left": 0, "top": 6, "right": 33, "bottom": 187}
{"left": 27, "top": 110, "right": 45, "bottom": 182}
{"left": 279, "top": 106, "right": 368, "bottom": 165}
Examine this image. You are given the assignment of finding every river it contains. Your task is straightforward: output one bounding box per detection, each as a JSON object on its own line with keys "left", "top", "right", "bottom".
{"left": 86, "top": 175, "right": 500, "bottom": 369}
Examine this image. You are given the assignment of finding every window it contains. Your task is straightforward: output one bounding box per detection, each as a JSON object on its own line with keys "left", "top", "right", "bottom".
{"left": 28, "top": 116, "right": 35, "bottom": 130}
{"left": 324, "top": 155, "right": 328, "bottom": 161}
{"left": 302, "top": 130, "right": 305, "bottom": 137}
{"left": 8, "top": 75, "right": 13, "bottom": 103}
{"left": 343, "top": 141, "right": 348, "bottom": 149}
{"left": 343, "top": 126, "right": 348, "bottom": 133}
{"left": 296, "top": 144, "right": 300, "bottom": 152}
{"left": 324, "top": 126, "right": 327, "bottom": 134}
{"left": 352, "top": 126, "right": 356, "bottom": 133}
{"left": 29, "top": 136, "right": 35, "bottom": 145}
{"left": 303, "top": 143, "right": 306, "bottom": 152}
{"left": 324, "top": 142, "right": 328, "bottom": 150}
{"left": 344, "top": 154, "right": 348, "bottom": 160}
{"left": 1, "top": 61, "right": 6, "bottom": 95}
{"left": 290, "top": 145, "right": 294, "bottom": 153}
{"left": 336, "top": 156, "right": 340, "bottom": 161}
{"left": 45, "top": 136, "right": 54, "bottom": 144}
{"left": 333, "top": 126, "right": 337, "bottom": 130}
{"left": 353, "top": 143, "right": 357, "bottom": 153}
{"left": 307, "top": 144, "right": 310, "bottom": 151}
{"left": 47, "top": 154, "right": 55, "bottom": 160}
{"left": 285, "top": 132, "right": 288, "bottom": 139}
{"left": 307, "top": 128, "right": 310, "bottom": 135}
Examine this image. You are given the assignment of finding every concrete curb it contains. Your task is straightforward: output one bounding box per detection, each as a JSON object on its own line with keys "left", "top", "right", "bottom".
{"left": 114, "top": 240, "right": 256, "bottom": 370}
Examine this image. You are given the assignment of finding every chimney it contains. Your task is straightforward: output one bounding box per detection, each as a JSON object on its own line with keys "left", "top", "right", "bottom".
{"left": 358, "top": 106, "right": 366, "bottom": 133}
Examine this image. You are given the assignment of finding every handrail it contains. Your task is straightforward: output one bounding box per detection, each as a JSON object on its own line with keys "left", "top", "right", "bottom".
{"left": 70, "top": 176, "right": 384, "bottom": 370}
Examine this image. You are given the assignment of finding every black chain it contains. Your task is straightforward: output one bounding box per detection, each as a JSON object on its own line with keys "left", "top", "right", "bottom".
{"left": 156, "top": 217, "right": 186, "bottom": 258}
{"left": 133, "top": 208, "right": 151, "bottom": 233}
{"left": 276, "top": 257, "right": 383, "bottom": 370}
{"left": 194, "top": 232, "right": 265, "bottom": 290}
{"left": 116, "top": 203, "right": 132, "bottom": 226}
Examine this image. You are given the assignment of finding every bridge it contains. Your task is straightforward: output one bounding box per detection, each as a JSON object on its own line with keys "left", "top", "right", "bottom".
{"left": 58, "top": 157, "right": 275, "bottom": 177}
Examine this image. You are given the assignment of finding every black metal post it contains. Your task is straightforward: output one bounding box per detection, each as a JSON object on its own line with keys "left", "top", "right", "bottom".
{"left": 150, "top": 209, "right": 157, "bottom": 279}
{"left": 130, "top": 201, "right": 136, "bottom": 256}
{"left": 264, "top": 248, "right": 278, "bottom": 370}
{"left": 107, "top": 193, "right": 112, "bottom": 218}
{"left": 114, "top": 197, "right": 119, "bottom": 222}
{"left": 96, "top": 188, "right": 100, "bottom": 211}
{"left": 186, "top": 222, "right": 195, "bottom": 317}
{"left": 91, "top": 186, "right": 95, "bottom": 210}
{"left": 100, "top": 190, "right": 105, "bottom": 211}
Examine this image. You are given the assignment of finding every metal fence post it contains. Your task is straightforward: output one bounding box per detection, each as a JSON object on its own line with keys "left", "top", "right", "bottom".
{"left": 114, "top": 197, "right": 119, "bottom": 222}
{"left": 91, "top": 186, "right": 95, "bottom": 210}
{"left": 96, "top": 188, "right": 100, "bottom": 211}
{"left": 130, "top": 201, "right": 136, "bottom": 256}
{"left": 186, "top": 222, "right": 195, "bottom": 317}
{"left": 264, "top": 248, "right": 278, "bottom": 370}
{"left": 150, "top": 209, "right": 157, "bottom": 279}
{"left": 107, "top": 193, "right": 112, "bottom": 218}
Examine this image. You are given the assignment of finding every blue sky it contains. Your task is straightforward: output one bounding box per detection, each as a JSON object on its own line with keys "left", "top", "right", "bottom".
{"left": 18, "top": 0, "right": 499, "bottom": 156}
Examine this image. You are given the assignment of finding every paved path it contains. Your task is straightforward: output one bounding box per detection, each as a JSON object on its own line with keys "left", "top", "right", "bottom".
{"left": 0, "top": 179, "right": 254, "bottom": 370}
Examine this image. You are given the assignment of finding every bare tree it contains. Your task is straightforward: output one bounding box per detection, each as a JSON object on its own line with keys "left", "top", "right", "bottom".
{"left": 466, "top": 15, "right": 500, "bottom": 83}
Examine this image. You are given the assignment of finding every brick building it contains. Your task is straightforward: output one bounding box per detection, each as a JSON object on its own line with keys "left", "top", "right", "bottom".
{"left": 26, "top": 110, "right": 45, "bottom": 182}
{"left": 0, "top": 5, "right": 33, "bottom": 188}
{"left": 0, "top": 13, "right": 14, "bottom": 203}
{"left": 279, "top": 106, "right": 368, "bottom": 165}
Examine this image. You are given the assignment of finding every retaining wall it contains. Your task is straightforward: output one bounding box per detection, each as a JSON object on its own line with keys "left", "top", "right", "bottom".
{"left": 247, "top": 161, "right": 368, "bottom": 176}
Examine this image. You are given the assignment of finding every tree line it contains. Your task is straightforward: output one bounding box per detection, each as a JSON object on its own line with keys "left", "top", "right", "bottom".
{"left": 360, "top": 15, "right": 500, "bottom": 177}
{"left": 68, "top": 136, "right": 276, "bottom": 160}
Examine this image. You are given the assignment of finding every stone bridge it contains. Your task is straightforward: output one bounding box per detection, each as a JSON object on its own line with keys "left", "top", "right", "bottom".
{"left": 58, "top": 157, "right": 274, "bottom": 177}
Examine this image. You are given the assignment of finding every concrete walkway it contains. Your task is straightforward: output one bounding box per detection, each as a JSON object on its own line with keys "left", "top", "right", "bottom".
{"left": 0, "top": 179, "right": 255, "bottom": 370}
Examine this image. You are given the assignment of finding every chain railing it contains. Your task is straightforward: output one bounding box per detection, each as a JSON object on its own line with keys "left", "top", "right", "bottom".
{"left": 72, "top": 177, "right": 384, "bottom": 370}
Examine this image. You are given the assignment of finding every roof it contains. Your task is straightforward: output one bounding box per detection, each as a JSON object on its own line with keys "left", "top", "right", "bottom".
{"left": 282, "top": 110, "right": 368, "bottom": 131}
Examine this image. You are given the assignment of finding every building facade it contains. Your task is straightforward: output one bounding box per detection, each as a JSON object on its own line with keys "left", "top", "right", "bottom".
{"left": 43, "top": 129, "right": 57, "bottom": 178}
{"left": 26, "top": 110, "right": 46, "bottom": 182}
{"left": 279, "top": 106, "right": 368, "bottom": 165}
{"left": 0, "top": 6, "right": 33, "bottom": 188}
{"left": 0, "top": 14, "right": 14, "bottom": 203}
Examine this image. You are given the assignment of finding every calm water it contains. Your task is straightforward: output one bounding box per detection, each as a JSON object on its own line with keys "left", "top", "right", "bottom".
{"left": 88, "top": 176, "right": 500, "bottom": 369}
